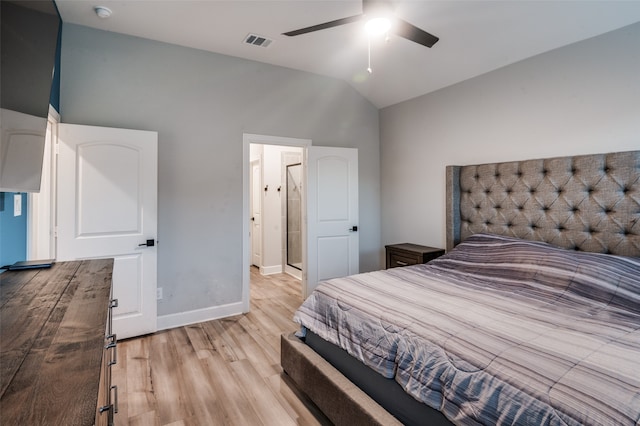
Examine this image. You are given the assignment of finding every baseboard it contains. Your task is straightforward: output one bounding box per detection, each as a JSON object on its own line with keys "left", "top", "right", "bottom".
{"left": 284, "top": 264, "right": 302, "bottom": 280}
{"left": 157, "top": 301, "right": 244, "bottom": 331}
{"left": 260, "top": 265, "right": 283, "bottom": 275}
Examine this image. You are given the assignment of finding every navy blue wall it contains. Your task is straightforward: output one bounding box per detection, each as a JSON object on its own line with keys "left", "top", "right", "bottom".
{"left": 0, "top": 193, "right": 28, "bottom": 267}
{"left": 50, "top": 2, "right": 62, "bottom": 112}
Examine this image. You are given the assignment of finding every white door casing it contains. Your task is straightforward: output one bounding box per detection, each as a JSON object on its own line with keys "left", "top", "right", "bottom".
{"left": 28, "top": 109, "right": 59, "bottom": 261}
{"left": 56, "top": 123, "right": 158, "bottom": 339}
{"left": 305, "top": 146, "right": 359, "bottom": 297}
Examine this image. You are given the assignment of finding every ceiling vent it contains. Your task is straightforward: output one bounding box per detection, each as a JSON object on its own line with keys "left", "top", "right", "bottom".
{"left": 244, "top": 33, "right": 273, "bottom": 48}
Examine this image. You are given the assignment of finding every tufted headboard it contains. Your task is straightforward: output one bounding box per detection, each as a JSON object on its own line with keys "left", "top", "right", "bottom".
{"left": 446, "top": 150, "right": 640, "bottom": 257}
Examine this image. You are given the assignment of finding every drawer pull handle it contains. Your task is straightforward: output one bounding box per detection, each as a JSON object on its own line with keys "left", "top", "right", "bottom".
{"left": 106, "top": 334, "right": 117, "bottom": 366}
{"left": 106, "top": 342, "right": 117, "bottom": 366}
{"left": 99, "top": 386, "right": 119, "bottom": 414}
{"left": 112, "top": 385, "right": 119, "bottom": 414}
{"left": 396, "top": 261, "right": 408, "bottom": 266}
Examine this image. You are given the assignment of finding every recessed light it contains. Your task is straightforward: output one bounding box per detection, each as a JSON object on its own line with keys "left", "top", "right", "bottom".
{"left": 94, "top": 6, "right": 112, "bottom": 19}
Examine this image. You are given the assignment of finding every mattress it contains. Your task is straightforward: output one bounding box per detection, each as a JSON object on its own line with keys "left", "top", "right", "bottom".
{"left": 294, "top": 233, "right": 640, "bottom": 425}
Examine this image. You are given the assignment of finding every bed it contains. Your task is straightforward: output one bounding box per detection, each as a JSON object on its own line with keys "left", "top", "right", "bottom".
{"left": 281, "top": 150, "right": 640, "bottom": 425}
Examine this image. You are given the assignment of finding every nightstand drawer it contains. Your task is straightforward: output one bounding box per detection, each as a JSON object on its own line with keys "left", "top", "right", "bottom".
{"left": 385, "top": 243, "right": 445, "bottom": 269}
{"left": 388, "top": 252, "right": 421, "bottom": 268}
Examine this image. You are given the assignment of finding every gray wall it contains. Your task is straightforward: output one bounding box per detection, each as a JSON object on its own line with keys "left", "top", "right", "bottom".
{"left": 380, "top": 22, "right": 640, "bottom": 250}
{"left": 60, "top": 24, "right": 381, "bottom": 317}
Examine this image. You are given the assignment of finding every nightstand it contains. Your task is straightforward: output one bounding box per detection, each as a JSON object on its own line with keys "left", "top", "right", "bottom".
{"left": 385, "top": 243, "right": 445, "bottom": 269}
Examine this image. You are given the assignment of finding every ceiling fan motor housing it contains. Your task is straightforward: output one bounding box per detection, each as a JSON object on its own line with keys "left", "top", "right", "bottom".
{"left": 282, "top": 0, "right": 439, "bottom": 48}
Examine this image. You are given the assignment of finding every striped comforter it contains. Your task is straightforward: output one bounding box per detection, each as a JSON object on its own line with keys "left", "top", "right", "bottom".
{"left": 294, "top": 233, "right": 640, "bottom": 425}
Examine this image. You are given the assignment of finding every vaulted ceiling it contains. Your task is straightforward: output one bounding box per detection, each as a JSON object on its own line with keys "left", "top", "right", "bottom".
{"left": 55, "top": 1, "right": 640, "bottom": 108}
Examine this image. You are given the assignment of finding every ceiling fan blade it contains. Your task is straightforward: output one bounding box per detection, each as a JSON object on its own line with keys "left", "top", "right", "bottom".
{"left": 362, "top": 0, "right": 393, "bottom": 16}
{"left": 393, "top": 19, "right": 439, "bottom": 48}
{"left": 283, "top": 14, "right": 363, "bottom": 37}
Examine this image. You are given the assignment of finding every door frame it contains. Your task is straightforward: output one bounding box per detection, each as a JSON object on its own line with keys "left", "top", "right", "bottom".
{"left": 27, "top": 106, "right": 59, "bottom": 260}
{"left": 242, "top": 133, "right": 311, "bottom": 312}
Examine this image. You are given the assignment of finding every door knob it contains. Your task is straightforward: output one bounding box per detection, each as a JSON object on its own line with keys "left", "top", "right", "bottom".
{"left": 138, "top": 239, "right": 155, "bottom": 247}
{"left": 349, "top": 226, "right": 358, "bottom": 232}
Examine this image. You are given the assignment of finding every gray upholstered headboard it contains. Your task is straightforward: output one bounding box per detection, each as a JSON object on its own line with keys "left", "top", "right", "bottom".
{"left": 446, "top": 150, "right": 640, "bottom": 257}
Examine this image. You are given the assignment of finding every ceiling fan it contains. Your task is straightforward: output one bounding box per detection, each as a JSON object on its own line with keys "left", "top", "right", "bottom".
{"left": 282, "top": 0, "right": 439, "bottom": 48}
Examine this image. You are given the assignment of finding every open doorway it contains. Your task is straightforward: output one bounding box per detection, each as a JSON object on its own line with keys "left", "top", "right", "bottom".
{"left": 242, "top": 134, "right": 311, "bottom": 313}
{"left": 243, "top": 134, "right": 360, "bottom": 313}
{"left": 249, "top": 143, "right": 302, "bottom": 278}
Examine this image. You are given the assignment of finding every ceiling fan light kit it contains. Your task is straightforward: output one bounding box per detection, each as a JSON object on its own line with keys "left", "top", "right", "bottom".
{"left": 282, "top": 0, "right": 438, "bottom": 74}
{"left": 364, "top": 17, "right": 392, "bottom": 36}
{"left": 282, "top": 0, "right": 439, "bottom": 48}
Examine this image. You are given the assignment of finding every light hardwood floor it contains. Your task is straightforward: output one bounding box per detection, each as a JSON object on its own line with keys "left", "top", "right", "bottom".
{"left": 112, "top": 268, "right": 331, "bottom": 425}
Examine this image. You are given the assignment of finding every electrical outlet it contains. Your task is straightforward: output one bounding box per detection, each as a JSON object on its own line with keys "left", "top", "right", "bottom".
{"left": 157, "top": 287, "right": 163, "bottom": 300}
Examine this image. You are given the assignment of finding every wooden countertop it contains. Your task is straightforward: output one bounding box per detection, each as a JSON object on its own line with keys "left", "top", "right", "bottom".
{"left": 0, "top": 259, "right": 113, "bottom": 425}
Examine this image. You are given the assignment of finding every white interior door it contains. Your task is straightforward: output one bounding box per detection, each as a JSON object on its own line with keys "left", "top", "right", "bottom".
{"left": 250, "top": 159, "right": 262, "bottom": 267}
{"left": 305, "top": 146, "right": 359, "bottom": 297}
{"left": 56, "top": 123, "right": 158, "bottom": 339}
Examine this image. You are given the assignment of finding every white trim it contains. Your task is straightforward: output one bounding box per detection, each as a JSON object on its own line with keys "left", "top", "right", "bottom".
{"left": 244, "top": 133, "right": 311, "bottom": 148}
{"left": 27, "top": 108, "right": 58, "bottom": 260}
{"left": 285, "top": 264, "right": 302, "bottom": 280}
{"left": 48, "top": 104, "right": 60, "bottom": 122}
{"left": 260, "top": 265, "right": 283, "bottom": 275}
{"left": 242, "top": 133, "right": 311, "bottom": 313}
{"left": 157, "top": 301, "right": 244, "bottom": 331}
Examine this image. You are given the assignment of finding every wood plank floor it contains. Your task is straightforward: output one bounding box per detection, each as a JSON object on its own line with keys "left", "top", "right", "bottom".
{"left": 112, "top": 268, "right": 331, "bottom": 426}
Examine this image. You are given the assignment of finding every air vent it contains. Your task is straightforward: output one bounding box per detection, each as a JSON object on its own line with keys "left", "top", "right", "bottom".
{"left": 244, "top": 33, "right": 273, "bottom": 48}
